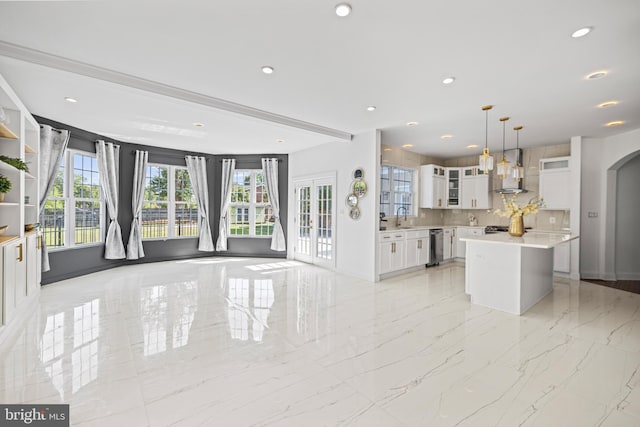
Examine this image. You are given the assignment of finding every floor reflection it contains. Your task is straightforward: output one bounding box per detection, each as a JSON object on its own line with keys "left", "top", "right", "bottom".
{"left": 141, "top": 281, "right": 198, "bottom": 356}
{"left": 226, "top": 278, "right": 274, "bottom": 342}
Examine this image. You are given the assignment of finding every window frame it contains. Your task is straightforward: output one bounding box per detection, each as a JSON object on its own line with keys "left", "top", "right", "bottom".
{"left": 380, "top": 164, "right": 417, "bottom": 218}
{"left": 228, "top": 169, "right": 273, "bottom": 239}
{"left": 47, "top": 149, "right": 105, "bottom": 251}
{"left": 142, "top": 163, "right": 199, "bottom": 241}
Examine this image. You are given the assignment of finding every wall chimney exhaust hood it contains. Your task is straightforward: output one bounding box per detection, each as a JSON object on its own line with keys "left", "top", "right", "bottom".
{"left": 495, "top": 148, "right": 528, "bottom": 194}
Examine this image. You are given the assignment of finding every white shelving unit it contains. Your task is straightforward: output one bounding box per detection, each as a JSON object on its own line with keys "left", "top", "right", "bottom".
{"left": 0, "top": 72, "right": 41, "bottom": 339}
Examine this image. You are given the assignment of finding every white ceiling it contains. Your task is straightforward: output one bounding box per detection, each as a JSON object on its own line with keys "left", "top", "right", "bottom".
{"left": 0, "top": 0, "right": 638, "bottom": 158}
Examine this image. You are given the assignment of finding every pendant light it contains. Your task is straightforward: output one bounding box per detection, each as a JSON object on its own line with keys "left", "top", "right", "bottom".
{"left": 479, "top": 105, "right": 494, "bottom": 173}
{"left": 512, "top": 125, "right": 524, "bottom": 181}
{"left": 496, "top": 116, "right": 511, "bottom": 178}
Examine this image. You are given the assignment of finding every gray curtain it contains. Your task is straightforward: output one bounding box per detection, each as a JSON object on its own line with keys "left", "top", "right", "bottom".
{"left": 126, "top": 150, "right": 148, "bottom": 259}
{"left": 96, "top": 140, "right": 125, "bottom": 259}
{"left": 185, "top": 155, "right": 214, "bottom": 251}
{"left": 216, "top": 158, "right": 235, "bottom": 251}
{"left": 261, "top": 158, "right": 286, "bottom": 251}
{"left": 38, "top": 125, "right": 70, "bottom": 272}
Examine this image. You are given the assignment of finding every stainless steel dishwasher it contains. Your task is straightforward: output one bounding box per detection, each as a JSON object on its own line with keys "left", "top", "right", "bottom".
{"left": 428, "top": 228, "right": 443, "bottom": 266}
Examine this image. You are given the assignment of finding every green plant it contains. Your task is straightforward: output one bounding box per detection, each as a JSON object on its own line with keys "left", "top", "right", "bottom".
{"left": 0, "top": 155, "right": 28, "bottom": 172}
{"left": 0, "top": 174, "right": 11, "bottom": 193}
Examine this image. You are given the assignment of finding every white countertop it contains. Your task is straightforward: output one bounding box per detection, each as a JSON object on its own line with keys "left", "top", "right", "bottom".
{"left": 460, "top": 231, "right": 578, "bottom": 249}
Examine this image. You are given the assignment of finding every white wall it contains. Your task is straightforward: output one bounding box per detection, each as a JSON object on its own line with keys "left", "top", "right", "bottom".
{"left": 581, "top": 128, "right": 640, "bottom": 279}
{"left": 288, "top": 130, "right": 379, "bottom": 282}
{"left": 615, "top": 154, "right": 640, "bottom": 279}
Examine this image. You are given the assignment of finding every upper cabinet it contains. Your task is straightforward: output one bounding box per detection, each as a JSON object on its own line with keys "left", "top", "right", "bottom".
{"left": 461, "top": 166, "right": 492, "bottom": 209}
{"left": 420, "top": 165, "right": 446, "bottom": 208}
{"left": 446, "top": 167, "right": 461, "bottom": 208}
{"left": 539, "top": 157, "right": 570, "bottom": 210}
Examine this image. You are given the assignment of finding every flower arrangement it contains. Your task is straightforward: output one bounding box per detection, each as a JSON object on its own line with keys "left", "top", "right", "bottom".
{"left": 495, "top": 194, "right": 544, "bottom": 218}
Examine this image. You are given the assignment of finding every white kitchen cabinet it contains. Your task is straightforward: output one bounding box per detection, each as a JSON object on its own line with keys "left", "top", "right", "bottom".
{"left": 461, "top": 167, "right": 492, "bottom": 209}
{"left": 443, "top": 228, "right": 453, "bottom": 260}
{"left": 2, "top": 237, "right": 27, "bottom": 324}
{"left": 420, "top": 165, "right": 446, "bottom": 209}
{"left": 539, "top": 157, "right": 571, "bottom": 210}
{"left": 406, "top": 229, "right": 430, "bottom": 267}
{"left": 455, "top": 227, "right": 485, "bottom": 259}
{"left": 446, "top": 168, "right": 461, "bottom": 208}
{"left": 26, "top": 233, "right": 41, "bottom": 296}
{"left": 379, "top": 231, "right": 406, "bottom": 274}
{"left": 554, "top": 240, "right": 570, "bottom": 273}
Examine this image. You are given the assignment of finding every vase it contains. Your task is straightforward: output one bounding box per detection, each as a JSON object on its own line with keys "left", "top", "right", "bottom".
{"left": 509, "top": 214, "right": 525, "bottom": 237}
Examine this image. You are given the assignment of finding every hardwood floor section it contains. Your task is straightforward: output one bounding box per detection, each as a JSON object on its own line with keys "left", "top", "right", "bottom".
{"left": 583, "top": 279, "right": 640, "bottom": 295}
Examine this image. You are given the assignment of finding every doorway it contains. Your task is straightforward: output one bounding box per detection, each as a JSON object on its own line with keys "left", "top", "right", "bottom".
{"left": 293, "top": 176, "right": 336, "bottom": 268}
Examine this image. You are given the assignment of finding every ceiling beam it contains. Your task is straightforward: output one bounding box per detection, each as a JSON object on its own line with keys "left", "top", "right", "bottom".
{"left": 0, "top": 41, "right": 353, "bottom": 141}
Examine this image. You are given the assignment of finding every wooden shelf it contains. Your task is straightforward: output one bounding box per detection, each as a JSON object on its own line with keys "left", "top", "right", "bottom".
{"left": 25, "top": 144, "right": 37, "bottom": 154}
{"left": 0, "top": 202, "right": 19, "bottom": 207}
{"left": 0, "top": 235, "right": 19, "bottom": 244}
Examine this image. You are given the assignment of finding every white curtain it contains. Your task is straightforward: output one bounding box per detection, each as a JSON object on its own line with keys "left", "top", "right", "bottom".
{"left": 185, "top": 155, "right": 214, "bottom": 251}
{"left": 216, "top": 158, "right": 235, "bottom": 251}
{"left": 96, "top": 140, "right": 125, "bottom": 259}
{"left": 261, "top": 158, "right": 286, "bottom": 251}
{"left": 38, "top": 125, "right": 70, "bottom": 272}
{"left": 126, "top": 150, "right": 148, "bottom": 259}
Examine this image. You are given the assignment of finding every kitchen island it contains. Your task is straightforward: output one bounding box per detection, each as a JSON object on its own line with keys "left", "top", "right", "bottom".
{"left": 460, "top": 232, "right": 578, "bottom": 315}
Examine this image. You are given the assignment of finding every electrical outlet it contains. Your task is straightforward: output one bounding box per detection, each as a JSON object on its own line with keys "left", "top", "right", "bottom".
{"left": 588, "top": 211, "right": 599, "bottom": 218}
{"left": 549, "top": 217, "right": 556, "bottom": 224}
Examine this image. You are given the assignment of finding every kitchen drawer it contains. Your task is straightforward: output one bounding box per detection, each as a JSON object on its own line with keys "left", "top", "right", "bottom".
{"left": 379, "top": 231, "right": 405, "bottom": 242}
{"left": 405, "top": 229, "right": 430, "bottom": 239}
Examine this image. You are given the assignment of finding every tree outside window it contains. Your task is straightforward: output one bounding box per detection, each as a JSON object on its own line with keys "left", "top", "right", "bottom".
{"left": 229, "top": 170, "right": 273, "bottom": 237}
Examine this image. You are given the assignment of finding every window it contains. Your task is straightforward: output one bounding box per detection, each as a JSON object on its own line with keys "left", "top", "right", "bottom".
{"left": 380, "top": 165, "right": 415, "bottom": 217}
{"left": 142, "top": 165, "right": 198, "bottom": 239}
{"left": 42, "top": 150, "right": 103, "bottom": 249}
{"left": 229, "top": 170, "right": 273, "bottom": 237}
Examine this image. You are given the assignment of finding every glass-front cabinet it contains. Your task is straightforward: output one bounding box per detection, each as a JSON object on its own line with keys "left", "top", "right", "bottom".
{"left": 446, "top": 168, "right": 461, "bottom": 208}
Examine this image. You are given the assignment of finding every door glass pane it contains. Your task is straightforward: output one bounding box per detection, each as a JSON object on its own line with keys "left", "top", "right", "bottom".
{"left": 316, "top": 184, "right": 332, "bottom": 260}
{"left": 297, "top": 186, "right": 311, "bottom": 256}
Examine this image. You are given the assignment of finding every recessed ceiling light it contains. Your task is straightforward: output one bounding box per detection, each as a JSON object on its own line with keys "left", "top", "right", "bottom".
{"left": 598, "top": 100, "right": 619, "bottom": 108}
{"left": 605, "top": 120, "right": 625, "bottom": 127}
{"left": 366, "top": 106, "right": 376, "bottom": 111}
{"left": 402, "top": 144, "right": 414, "bottom": 148}
{"left": 406, "top": 121, "right": 419, "bottom": 126}
{"left": 261, "top": 66, "right": 274, "bottom": 74}
{"left": 383, "top": 148, "right": 392, "bottom": 152}
{"left": 335, "top": 3, "right": 352, "bottom": 17}
{"left": 276, "top": 138, "right": 285, "bottom": 143}
{"left": 586, "top": 70, "right": 607, "bottom": 80}
{"left": 442, "top": 77, "right": 455, "bottom": 85}
{"left": 64, "top": 97, "right": 78, "bottom": 103}
{"left": 571, "top": 27, "right": 592, "bottom": 38}
{"left": 467, "top": 144, "right": 478, "bottom": 149}
{"left": 193, "top": 122, "right": 205, "bottom": 127}
{"left": 441, "top": 134, "right": 453, "bottom": 140}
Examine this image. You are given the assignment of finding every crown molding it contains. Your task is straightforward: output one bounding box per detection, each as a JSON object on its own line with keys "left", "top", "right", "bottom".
{"left": 0, "top": 41, "right": 352, "bottom": 141}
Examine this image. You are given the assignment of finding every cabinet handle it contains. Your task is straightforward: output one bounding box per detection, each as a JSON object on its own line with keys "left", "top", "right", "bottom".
{"left": 17, "top": 243, "right": 23, "bottom": 262}
{"left": 37, "top": 235, "right": 42, "bottom": 249}
{"left": 392, "top": 242, "right": 396, "bottom": 253}
{"left": 418, "top": 240, "right": 422, "bottom": 249}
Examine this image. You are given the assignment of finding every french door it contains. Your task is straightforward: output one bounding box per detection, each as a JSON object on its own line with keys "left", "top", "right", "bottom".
{"left": 294, "top": 177, "right": 335, "bottom": 268}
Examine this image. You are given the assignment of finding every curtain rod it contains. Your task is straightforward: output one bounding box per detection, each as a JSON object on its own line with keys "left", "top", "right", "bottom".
{"left": 39, "top": 124, "right": 64, "bottom": 133}
{"left": 130, "top": 150, "right": 205, "bottom": 160}
{"left": 218, "top": 158, "right": 281, "bottom": 162}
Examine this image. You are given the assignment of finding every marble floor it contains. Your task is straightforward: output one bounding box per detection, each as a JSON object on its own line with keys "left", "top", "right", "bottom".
{"left": 1, "top": 258, "right": 640, "bottom": 426}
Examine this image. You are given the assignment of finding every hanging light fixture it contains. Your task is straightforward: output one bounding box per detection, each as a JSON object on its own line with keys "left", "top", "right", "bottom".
{"left": 512, "top": 125, "right": 524, "bottom": 181}
{"left": 496, "top": 116, "right": 511, "bottom": 178}
{"left": 479, "top": 105, "right": 494, "bottom": 173}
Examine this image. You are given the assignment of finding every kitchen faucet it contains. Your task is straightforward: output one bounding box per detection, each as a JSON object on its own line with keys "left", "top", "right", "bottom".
{"left": 396, "top": 206, "right": 408, "bottom": 227}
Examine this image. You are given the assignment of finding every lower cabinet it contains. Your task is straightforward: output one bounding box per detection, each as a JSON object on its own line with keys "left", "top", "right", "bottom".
{"left": 379, "top": 231, "right": 406, "bottom": 275}
{"left": 455, "top": 227, "right": 485, "bottom": 259}
{"left": 1, "top": 233, "right": 41, "bottom": 327}
{"left": 443, "top": 228, "right": 453, "bottom": 261}
{"left": 2, "top": 237, "right": 27, "bottom": 325}
{"left": 406, "top": 230, "right": 430, "bottom": 267}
